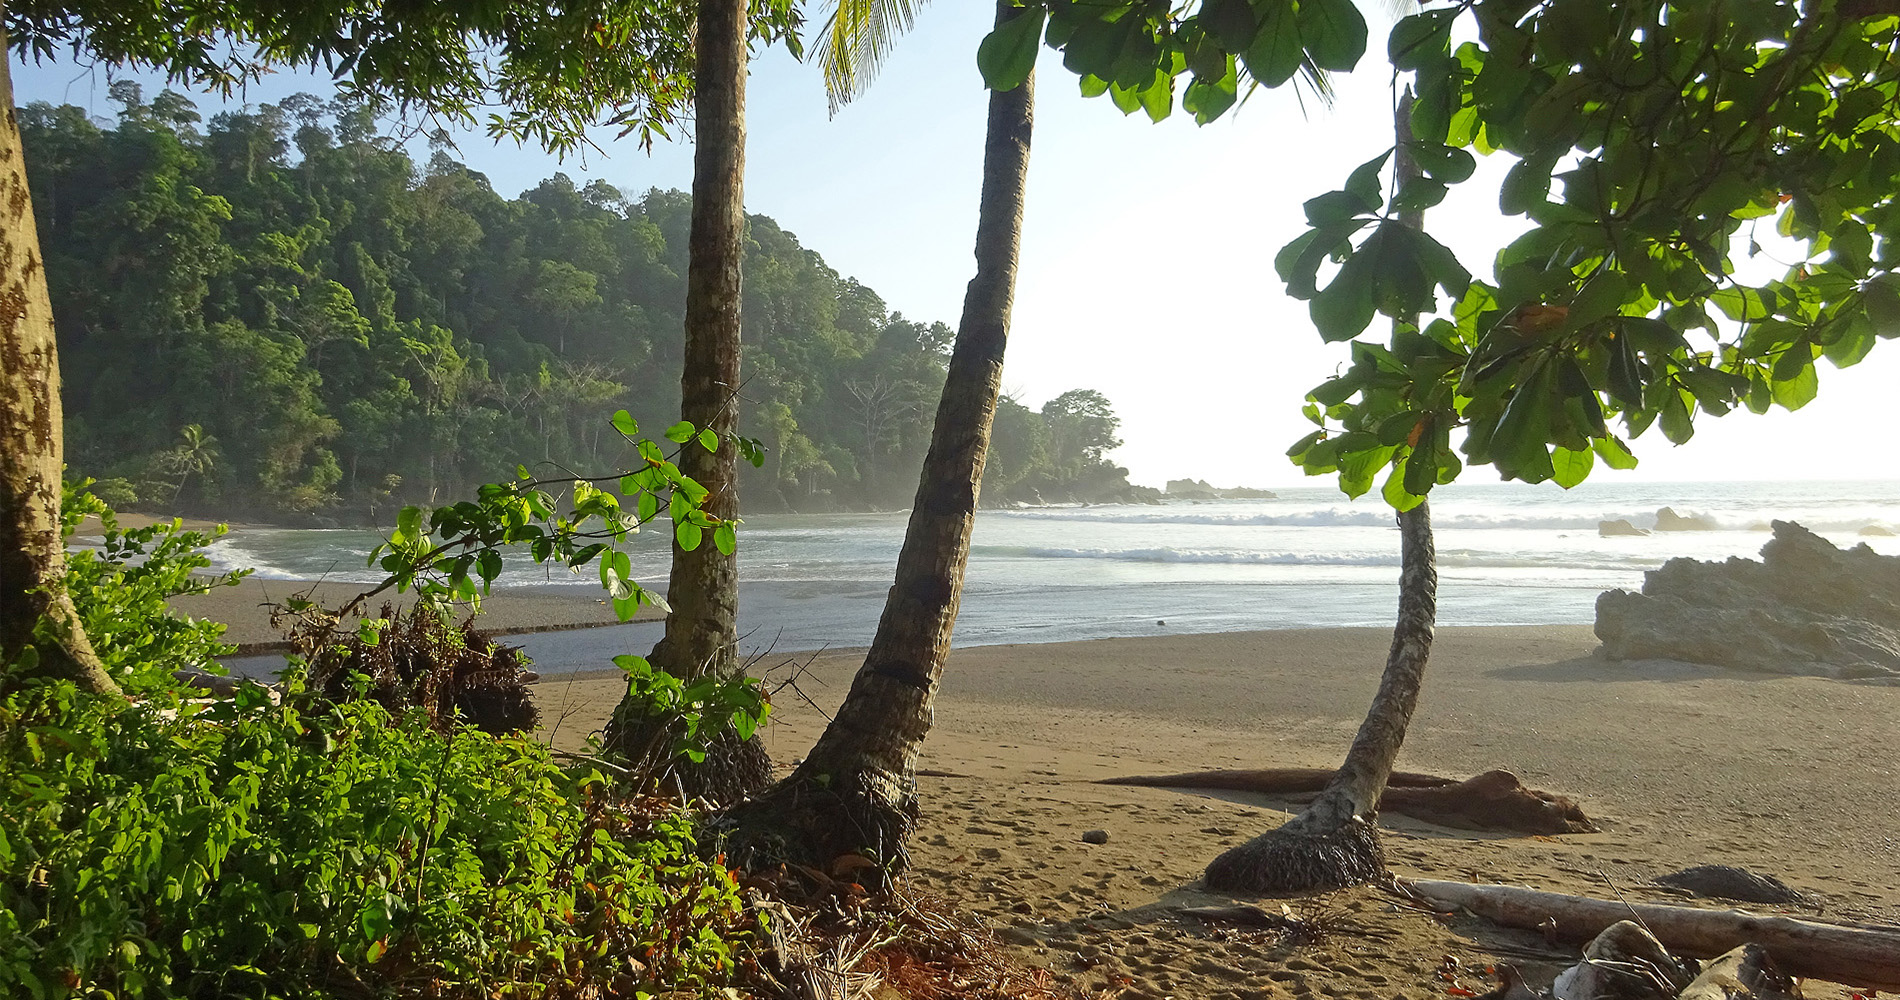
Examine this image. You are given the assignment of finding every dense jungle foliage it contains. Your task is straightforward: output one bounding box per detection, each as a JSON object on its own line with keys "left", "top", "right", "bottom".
{"left": 29, "top": 85, "right": 1140, "bottom": 522}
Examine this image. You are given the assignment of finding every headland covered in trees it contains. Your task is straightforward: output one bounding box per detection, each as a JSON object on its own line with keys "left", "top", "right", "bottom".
{"left": 33, "top": 86, "right": 1152, "bottom": 522}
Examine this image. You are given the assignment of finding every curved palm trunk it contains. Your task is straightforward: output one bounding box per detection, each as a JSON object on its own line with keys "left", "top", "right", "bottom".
{"left": 1205, "top": 499, "right": 1435, "bottom": 892}
{"left": 719, "top": 1, "right": 1034, "bottom": 878}
{"left": 1205, "top": 92, "right": 1437, "bottom": 894}
{"left": 0, "top": 30, "right": 120, "bottom": 698}
{"left": 603, "top": 0, "right": 769, "bottom": 801}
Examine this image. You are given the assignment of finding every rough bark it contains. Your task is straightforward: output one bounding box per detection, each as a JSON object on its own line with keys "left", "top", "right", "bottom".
{"left": 716, "top": 2, "right": 1035, "bottom": 881}
{"left": 1408, "top": 881, "right": 1900, "bottom": 990}
{"left": 602, "top": 0, "right": 768, "bottom": 802}
{"left": 0, "top": 25, "right": 119, "bottom": 698}
{"left": 1204, "top": 498, "right": 1437, "bottom": 892}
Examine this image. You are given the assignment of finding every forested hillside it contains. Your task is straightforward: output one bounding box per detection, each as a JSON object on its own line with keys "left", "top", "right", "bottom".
{"left": 29, "top": 85, "right": 1143, "bottom": 521}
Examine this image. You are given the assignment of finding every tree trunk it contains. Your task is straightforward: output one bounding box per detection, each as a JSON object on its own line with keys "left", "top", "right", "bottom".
{"left": 0, "top": 26, "right": 120, "bottom": 698}
{"left": 603, "top": 0, "right": 769, "bottom": 803}
{"left": 717, "top": 1, "right": 1035, "bottom": 880}
{"left": 1206, "top": 95, "right": 1436, "bottom": 893}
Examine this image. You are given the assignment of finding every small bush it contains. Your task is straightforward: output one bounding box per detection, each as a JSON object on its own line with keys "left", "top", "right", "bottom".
{"left": 0, "top": 669, "right": 754, "bottom": 999}
{"left": 60, "top": 483, "right": 249, "bottom": 694}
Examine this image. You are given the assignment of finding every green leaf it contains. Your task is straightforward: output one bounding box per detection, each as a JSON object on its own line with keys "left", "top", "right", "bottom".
{"left": 610, "top": 409, "right": 637, "bottom": 436}
{"left": 637, "top": 490, "right": 659, "bottom": 522}
{"left": 1550, "top": 446, "right": 1594, "bottom": 488}
{"left": 1344, "top": 151, "right": 1392, "bottom": 209}
{"left": 664, "top": 420, "right": 695, "bottom": 444}
{"left": 1500, "top": 154, "right": 1557, "bottom": 215}
{"left": 1592, "top": 435, "right": 1639, "bottom": 470}
{"left": 977, "top": 6, "right": 1047, "bottom": 92}
{"left": 1311, "top": 249, "right": 1378, "bottom": 341}
{"left": 477, "top": 549, "right": 502, "bottom": 586}
{"left": 713, "top": 522, "right": 737, "bottom": 556}
{"left": 1770, "top": 360, "right": 1819, "bottom": 410}
{"left": 676, "top": 521, "right": 704, "bottom": 552}
{"left": 1413, "top": 143, "right": 1476, "bottom": 184}
{"left": 1242, "top": 1, "right": 1303, "bottom": 87}
{"left": 394, "top": 506, "right": 422, "bottom": 546}
{"left": 1388, "top": 8, "right": 1456, "bottom": 70}
{"left": 1296, "top": 0, "right": 1368, "bottom": 72}
{"left": 1862, "top": 274, "right": 1900, "bottom": 337}
{"left": 697, "top": 427, "right": 719, "bottom": 453}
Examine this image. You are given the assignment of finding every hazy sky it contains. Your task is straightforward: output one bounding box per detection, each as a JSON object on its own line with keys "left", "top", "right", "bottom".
{"left": 17, "top": 4, "right": 1898, "bottom": 489}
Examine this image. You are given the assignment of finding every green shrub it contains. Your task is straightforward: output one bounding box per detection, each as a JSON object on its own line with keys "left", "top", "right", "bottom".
{"left": 0, "top": 668, "right": 754, "bottom": 999}
{"left": 59, "top": 484, "right": 249, "bottom": 694}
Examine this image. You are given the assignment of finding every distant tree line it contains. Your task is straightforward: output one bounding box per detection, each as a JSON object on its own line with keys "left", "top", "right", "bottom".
{"left": 24, "top": 86, "right": 1143, "bottom": 520}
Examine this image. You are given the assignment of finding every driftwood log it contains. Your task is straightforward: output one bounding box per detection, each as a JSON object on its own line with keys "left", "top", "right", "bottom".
{"left": 1407, "top": 880, "right": 1900, "bottom": 990}
{"left": 1101, "top": 768, "right": 1597, "bottom": 835}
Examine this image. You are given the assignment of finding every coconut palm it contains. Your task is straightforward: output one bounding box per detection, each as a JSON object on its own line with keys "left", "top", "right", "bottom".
{"left": 1206, "top": 88, "right": 1439, "bottom": 893}
{"left": 718, "top": 0, "right": 1035, "bottom": 876}
{"left": 601, "top": 0, "right": 775, "bottom": 804}
{"left": 165, "top": 424, "right": 220, "bottom": 506}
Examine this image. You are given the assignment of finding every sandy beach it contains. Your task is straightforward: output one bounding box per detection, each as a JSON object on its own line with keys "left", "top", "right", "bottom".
{"left": 171, "top": 577, "right": 1899, "bottom": 998}
{"left": 537, "top": 625, "right": 1898, "bottom": 1000}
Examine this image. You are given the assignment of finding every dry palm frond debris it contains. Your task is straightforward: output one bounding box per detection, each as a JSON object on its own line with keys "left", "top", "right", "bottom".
{"left": 740, "top": 864, "right": 1108, "bottom": 1000}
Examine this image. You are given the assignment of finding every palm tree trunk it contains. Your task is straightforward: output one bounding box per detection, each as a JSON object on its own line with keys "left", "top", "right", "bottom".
{"left": 1205, "top": 91, "right": 1436, "bottom": 894}
{"left": 0, "top": 27, "right": 121, "bottom": 698}
{"left": 1205, "top": 498, "right": 1436, "bottom": 892}
{"left": 718, "top": 1, "right": 1034, "bottom": 879}
{"left": 603, "top": 0, "right": 769, "bottom": 802}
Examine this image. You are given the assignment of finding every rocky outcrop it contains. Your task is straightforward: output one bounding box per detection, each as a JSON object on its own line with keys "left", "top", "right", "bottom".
{"left": 1595, "top": 521, "right": 1900, "bottom": 680}
{"left": 1599, "top": 518, "right": 1649, "bottom": 537}
{"left": 1653, "top": 506, "right": 1717, "bottom": 531}
{"left": 1163, "top": 478, "right": 1277, "bottom": 500}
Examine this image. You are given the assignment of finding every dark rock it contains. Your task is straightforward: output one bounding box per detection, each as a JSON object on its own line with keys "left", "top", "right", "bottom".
{"left": 1595, "top": 520, "right": 1900, "bottom": 680}
{"left": 1162, "top": 478, "right": 1276, "bottom": 500}
{"left": 1654, "top": 864, "right": 1810, "bottom": 905}
{"left": 1599, "top": 518, "right": 1650, "bottom": 537}
{"left": 1081, "top": 829, "right": 1109, "bottom": 844}
{"left": 1861, "top": 523, "right": 1896, "bottom": 536}
{"left": 1653, "top": 506, "right": 1717, "bottom": 531}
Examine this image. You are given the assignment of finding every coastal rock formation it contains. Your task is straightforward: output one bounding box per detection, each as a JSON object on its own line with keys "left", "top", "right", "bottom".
{"left": 1595, "top": 520, "right": 1900, "bottom": 680}
{"left": 1163, "top": 478, "right": 1278, "bottom": 500}
{"left": 1599, "top": 518, "right": 1649, "bottom": 537}
{"left": 1653, "top": 506, "right": 1717, "bottom": 531}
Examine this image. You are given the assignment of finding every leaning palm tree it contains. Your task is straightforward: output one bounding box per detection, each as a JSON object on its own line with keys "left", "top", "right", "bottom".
{"left": 1205, "top": 88, "right": 1439, "bottom": 894}
{"left": 718, "top": 0, "right": 1035, "bottom": 875}
{"left": 167, "top": 424, "right": 219, "bottom": 506}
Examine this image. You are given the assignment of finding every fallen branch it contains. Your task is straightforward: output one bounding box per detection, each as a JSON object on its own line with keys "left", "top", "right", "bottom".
{"left": 1102, "top": 768, "right": 1596, "bottom": 834}
{"left": 1406, "top": 880, "right": 1900, "bottom": 990}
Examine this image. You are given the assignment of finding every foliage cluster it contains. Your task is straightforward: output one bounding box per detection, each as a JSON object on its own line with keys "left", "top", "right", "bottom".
{"left": 29, "top": 88, "right": 1140, "bottom": 517}
{"left": 990, "top": 0, "right": 1900, "bottom": 506}
{"left": 58, "top": 482, "right": 249, "bottom": 695}
{"left": 0, "top": 670, "right": 752, "bottom": 999}
{"left": 8, "top": 489, "right": 760, "bottom": 999}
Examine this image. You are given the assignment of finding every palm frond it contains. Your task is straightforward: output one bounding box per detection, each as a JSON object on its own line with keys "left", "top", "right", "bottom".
{"left": 810, "top": 0, "right": 929, "bottom": 117}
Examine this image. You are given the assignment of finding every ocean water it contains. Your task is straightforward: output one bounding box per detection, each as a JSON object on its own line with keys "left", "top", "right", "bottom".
{"left": 202, "top": 479, "right": 1900, "bottom": 674}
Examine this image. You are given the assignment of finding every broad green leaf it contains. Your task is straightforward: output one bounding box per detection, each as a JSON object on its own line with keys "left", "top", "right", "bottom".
{"left": 664, "top": 420, "right": 695, "bottom": 444}
{"left": 610, "top": 409, "right": 637, "bottom": 436}
{"left": 714, "top": 522, "right": 737, "bottom": 556}
{"left": 1551, "top": 446, "right": 1594, "bottom": 488}
{"left": 1296, "top": 0, "right": 1368, "bottom": 72}
{"left": 1770, "top": 360, "right": 1819, "bottom": 409}
{"left": 1388, "top": 8, "right": 1457, "bottom": 70}
{"left": 1592, "top": 435, "right": 1639, "bottom": 470}
{"left": 977, "top": 6, "right": 1046, "bottom": 92}
{"left": 394, "top": 505, "right": 422, "bottom": 546}
{"left": 1311, "top": 249, "right": 1378, "bottom": 341}
{"left": 1242, "top": 2, "right": 1303, "bottom": 87}
{"left": 676, "top": 521, "right": 704, "bottom": 552}
{"left": 1344, "top": 152, "right": 1392, "bottom": 209}
{"left": 697, "top": 427, "right": 719, "bottom": 452}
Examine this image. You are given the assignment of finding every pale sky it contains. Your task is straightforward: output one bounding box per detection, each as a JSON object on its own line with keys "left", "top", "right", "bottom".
{"left": 17, "top": 4, "right": 1899, "bottom": 489}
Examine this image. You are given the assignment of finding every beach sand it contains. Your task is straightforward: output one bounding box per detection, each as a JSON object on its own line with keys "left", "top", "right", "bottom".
{"left": 172, "top": 580, "right": 1900, "bottom": 997}
{"left": 534, "top": 626, "right": 1900, "bottom": 1000}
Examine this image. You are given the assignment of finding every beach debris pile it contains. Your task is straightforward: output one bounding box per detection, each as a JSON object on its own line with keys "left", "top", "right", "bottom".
{"left": 1596, "top": 520, "right": 1900, "bottom": 681}
{"left": 1406, "top": 880, "right": 1900, "bottom": 998}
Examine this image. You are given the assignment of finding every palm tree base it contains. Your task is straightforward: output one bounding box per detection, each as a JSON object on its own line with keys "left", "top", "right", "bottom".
{"left": 713, "top": 767, "right": 918, "bottom": 891}
{"left": 603, "top": 711, "right": 773, "bottom": 807}
{"left": 1203, "top": 817, "right": 1385, "bottom": 895}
